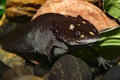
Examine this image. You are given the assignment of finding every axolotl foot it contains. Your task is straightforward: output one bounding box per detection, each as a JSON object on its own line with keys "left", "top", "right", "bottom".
{"left": 97, "top": 57, "right": 112, "bottom": 70}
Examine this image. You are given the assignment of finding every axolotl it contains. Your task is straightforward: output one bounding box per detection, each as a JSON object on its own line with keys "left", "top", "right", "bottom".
{"left": 1, "top": 13, "right": 108, "bottom": 68}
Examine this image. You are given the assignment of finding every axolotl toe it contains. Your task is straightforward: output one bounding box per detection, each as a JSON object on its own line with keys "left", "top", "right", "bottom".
{"left": 1, "top": 13, "right": 99, "bottom": 58}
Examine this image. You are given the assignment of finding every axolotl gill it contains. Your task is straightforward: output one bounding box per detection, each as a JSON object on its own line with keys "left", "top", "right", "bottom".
{"left": 1, "top": 13, "right": 100, "bottom": 60}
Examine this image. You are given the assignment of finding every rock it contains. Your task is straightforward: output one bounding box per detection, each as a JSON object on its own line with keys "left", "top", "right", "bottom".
{"left": 32, "top": 0, "right": 119, "bottom": 31}
{"left": 6, "top": 0, "right": 46, "bottom": 22}
{"left": 84, "top": 0, "right": 103, "bottom": 9}
{"left": 49, "top": 55, "right": 92, "bottom": 80}
{"left": 34, "top": 64, "right": 50, "bottom": 76}
{"left": 0, "top": 22, "right": 17, "bottom": 38}
{"left": 116, "top": 18, "right": 120, "bottom": 25}
{"left": 102, "top": 65, "right": 120, "bottom": 80}
{"left": 12, "top": 75, "right": 44, "bottom": 80}
{"left": 2, "top": 66, "right": 30, "bottom": 80}
{"left": 2, "top": 69, "right": 18, "bottom": 79}
{"left": 0, "top": 61, "right": 9, "bottom": 75}
{"left": 0, "top": 14, "right": 7, "bottom": 26}
{"left": 42, "top": 73, "right": 49, "bottom": 80}
{"left": 111, "top": 56, "right": 120, "bottom": 65}
{"left": 0, "top": 45, "right": 25, "bottom": 68}
{"left": 7, "top": 0, "right": 46, "bottom": 7}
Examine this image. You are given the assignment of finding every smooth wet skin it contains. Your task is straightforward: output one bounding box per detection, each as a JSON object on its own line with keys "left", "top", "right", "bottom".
{"left": 1, "top": 13, "right": 99, "bottom": 57}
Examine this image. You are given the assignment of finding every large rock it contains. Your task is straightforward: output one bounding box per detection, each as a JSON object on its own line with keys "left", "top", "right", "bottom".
{"left": 49, "top": 55, "right": 92, "bottom": 80}
{"left": 32, "top": 0, "right": 119, "bottom": 31}
{"left": 6, "top": 0, "right": 46, "bottom": 22}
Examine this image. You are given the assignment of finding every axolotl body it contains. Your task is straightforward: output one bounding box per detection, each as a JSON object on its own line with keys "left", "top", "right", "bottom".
{"left": 1, "top": 13, "right": 99, "bottom": 59}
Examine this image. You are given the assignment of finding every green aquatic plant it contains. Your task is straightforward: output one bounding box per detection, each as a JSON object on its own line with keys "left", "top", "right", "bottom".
{"left": 103, "top": 0, "right": 120, "bottom": 18}
{"left": 0, "top": 0, "right": 6, "bottom": 16}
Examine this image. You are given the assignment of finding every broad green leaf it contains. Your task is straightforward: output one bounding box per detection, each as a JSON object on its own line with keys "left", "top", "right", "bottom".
{"left": 95, "top": 26, "right": 120, "bottom": 46}
{"left": 103, "top": 0, "right": 120, "bottom": 18}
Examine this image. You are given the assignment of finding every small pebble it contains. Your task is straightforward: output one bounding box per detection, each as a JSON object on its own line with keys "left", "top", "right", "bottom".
{"left": 34, "top": 64, "right": 50, "bottom": 76}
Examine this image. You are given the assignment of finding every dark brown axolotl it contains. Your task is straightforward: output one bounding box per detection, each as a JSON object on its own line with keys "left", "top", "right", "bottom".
{"left": 0, "top": 13, "right": 109, "bottom": 68}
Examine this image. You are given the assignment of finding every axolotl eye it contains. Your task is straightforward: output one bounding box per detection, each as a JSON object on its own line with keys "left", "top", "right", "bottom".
{"left": 75, "top": 31, "right": 81, "bottom": 36}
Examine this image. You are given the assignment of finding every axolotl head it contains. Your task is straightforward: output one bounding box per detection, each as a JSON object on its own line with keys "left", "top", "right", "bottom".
{"left": 52, "top": 14, "right": 99, "bottom": 46}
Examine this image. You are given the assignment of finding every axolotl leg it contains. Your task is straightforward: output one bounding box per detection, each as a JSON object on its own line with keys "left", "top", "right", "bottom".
{"left": 45, "top": 39, "right": 54, "bottom": 60}
{"left": 86, "top": 46, "right": 112, "bottom": 70}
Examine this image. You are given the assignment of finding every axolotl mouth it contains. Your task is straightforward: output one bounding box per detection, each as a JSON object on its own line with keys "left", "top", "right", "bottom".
{"left": 69, "top": 38, "right": 99, "bottom": 46}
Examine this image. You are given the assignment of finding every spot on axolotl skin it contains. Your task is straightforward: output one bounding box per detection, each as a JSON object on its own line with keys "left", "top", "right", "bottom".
{"left": 1, "top": 13, "right": 99, "bottom": 58}
{"left": 69, "top": 24, "right": 75, "bottom": 30}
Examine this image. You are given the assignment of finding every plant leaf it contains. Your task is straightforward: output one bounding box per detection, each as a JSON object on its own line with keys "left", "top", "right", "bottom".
{"left": 103, "top": 0, "right": 120, "bottom": 18}
{"left": 0, "top": 0, "right": 6, "bottom": 15}
{"left": 95, "top": 26, "right": 120, "bottom": 46}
